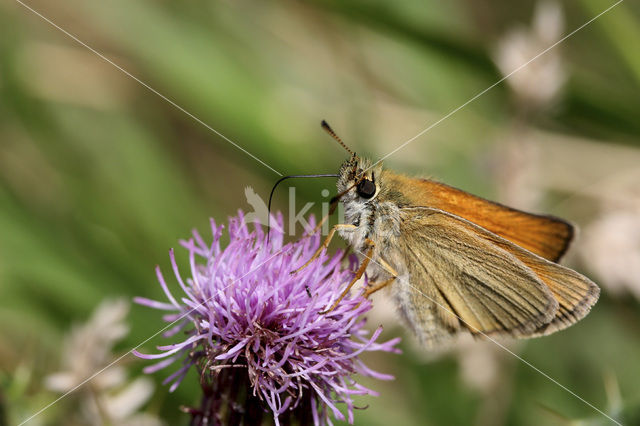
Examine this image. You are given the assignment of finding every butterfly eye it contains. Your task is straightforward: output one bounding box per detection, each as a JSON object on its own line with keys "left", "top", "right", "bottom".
{"left": 356, "top": 179, "right": 376, "bottom": 199}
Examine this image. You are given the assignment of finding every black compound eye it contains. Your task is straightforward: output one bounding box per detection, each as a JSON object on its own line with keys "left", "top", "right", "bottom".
{"left": 356, "top": 179, "right": 376, "bottom": 199}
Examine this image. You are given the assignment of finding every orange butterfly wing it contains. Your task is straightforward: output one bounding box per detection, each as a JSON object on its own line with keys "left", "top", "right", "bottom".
{"left": 388, "top": 173, "right": 573, "bottom": 262}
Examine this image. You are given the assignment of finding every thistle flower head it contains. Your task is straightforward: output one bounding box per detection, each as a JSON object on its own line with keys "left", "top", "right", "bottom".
{"left": 134, "top": 211, "right": 400, "bottom": 425}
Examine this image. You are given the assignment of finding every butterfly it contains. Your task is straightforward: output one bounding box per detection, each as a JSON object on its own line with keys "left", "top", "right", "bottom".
{"left": 297, "top": 121, "right": 599, "bottom": 348}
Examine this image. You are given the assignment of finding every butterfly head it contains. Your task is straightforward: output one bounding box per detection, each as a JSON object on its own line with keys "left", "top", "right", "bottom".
{"left": 337, "top": 154, "right": 383, "bottom": 204}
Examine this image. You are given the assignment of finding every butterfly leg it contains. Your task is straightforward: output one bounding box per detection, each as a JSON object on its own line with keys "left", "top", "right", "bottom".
{"left": 364, "top": 277, "right": 396, "bottom": 298}
{"left": 320, "top": 239, "right": 375, "bottom": 314}
{"left": 361, "top": 257, "right": 398, "bottom": 298}
{"left": 292, "top": 224, "right": 356, "bottom": 274}
{"left": 377, "top": 258, "right": 399, "bottom": 276}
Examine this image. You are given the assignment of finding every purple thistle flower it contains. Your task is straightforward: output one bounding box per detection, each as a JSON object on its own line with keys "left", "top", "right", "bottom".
{"left": 134, "top": 211, "right": 400, "bottom": 426}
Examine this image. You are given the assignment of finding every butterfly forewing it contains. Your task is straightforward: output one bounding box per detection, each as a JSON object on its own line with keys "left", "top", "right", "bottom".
{"left": 387, "top": 174, "right": 574, "bottom": 262}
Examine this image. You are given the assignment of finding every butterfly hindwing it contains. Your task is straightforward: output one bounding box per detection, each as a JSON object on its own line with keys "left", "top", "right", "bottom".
{"left": 393, "top": 207, "right": 598, "bottom": 346}
{"left": 394, "top": 207, "right": 558, "bottom": 347}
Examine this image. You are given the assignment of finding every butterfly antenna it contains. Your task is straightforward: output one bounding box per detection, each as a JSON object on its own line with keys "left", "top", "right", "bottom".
{"left": 321, "top": 120, "right": 354, "bottom": 155}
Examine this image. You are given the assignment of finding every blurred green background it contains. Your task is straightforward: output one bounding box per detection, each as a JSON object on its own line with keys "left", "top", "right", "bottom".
{"left": 2, "top": 0, "right": 640, "bottom": 425}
